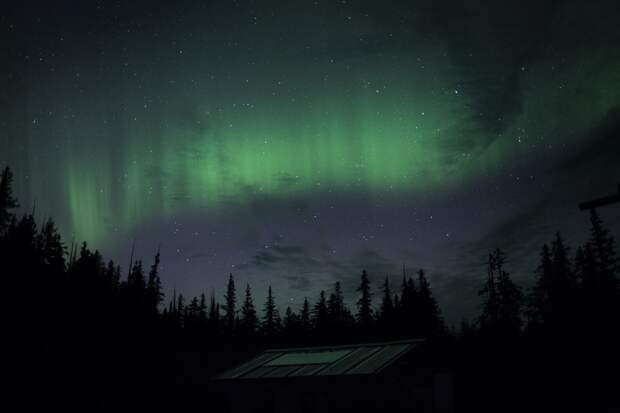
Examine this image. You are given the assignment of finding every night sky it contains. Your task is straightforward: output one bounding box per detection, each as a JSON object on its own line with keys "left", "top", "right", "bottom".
{"left": 2, "top": 0, "right": 620, "bottom": 325}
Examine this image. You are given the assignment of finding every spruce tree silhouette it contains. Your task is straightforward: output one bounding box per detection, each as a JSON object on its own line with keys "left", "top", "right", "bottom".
{"left": 222, "top": 273, "right": 236, "bottom": 335}
{"left": 378, "top": 275, "right": 395, "bottom": 337}
{"left": 0, "top": 166, "right": 18, "bottom": 234}
{"left": 240, "top": 283, "right": 258, "bottom": 338}
{"left": 580, "top": 210, "right": 619, "bottom": 335}
{"left": 327, "top": 281, "right": 344, "bottom": 319}
{"left": 495, "top": 252, "right": 523, "bottom": 337}
{"left": 147, "top": 249, "right": 164, "bottom": 316}
{"left": 299, "top": 297, "right": 311, "bottom": 337}
{"left": 356, "top": 269, "right": 374, "bottom": 334}
{"left": 416, "top": 269, "right": 443, "bottom": 337}
{"left": 38, "top": 218, "right": 66, "bottom": 275}
{"left": 283, "top": 306, "right": 300, "bottom": 343}
{"left": 127, "top": 259, "right": 148, "bottom": 323}
{"left": 527, "top": 243, "right": 553, "bottom": 331}
{"left": 176, "top": 293, "right": 185, "bottom": 327}
{"left": 208, "top": 290, "right": 221, "bottom": 336}
{"left": 393, "top": 292, "right": 401, "bottom": 319}
{"left": 199, "top": 293, "right": 208, "bottom": 327}
{"left": 588, "top": 209, "right": 619, "bottom": 290}
{"left": 312, "top": 290, "right": 328, "bottom": 341}
{"left": 478, "top": 252, "right": 500, "bottom": 331}
{"left": 325, "top": 281, "right": 355, "bottom": 342}
{"left": 528, "top": 232, "right": 577, "bottom": 335}
{"left": 104, "top": 260, "right": 121, "bottom": 291}
{"left": 479, "top": 248, "right": 523, "bottom": 337}
{"left": 261, "top": 285, "right": 280, "bottom": 341}
{"left": 185, "top": 296, "right": 200, "bottom": 329}
{"left": 398, "top": 267, "right": 419, "bottom": 338}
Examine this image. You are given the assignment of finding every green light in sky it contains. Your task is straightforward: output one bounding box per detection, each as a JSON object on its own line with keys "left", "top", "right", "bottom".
{"left": 58, "top": 38, "right": 620, "bottom": 245}
{"left": 65, "top": 89, "right": 478, "bottom": 243}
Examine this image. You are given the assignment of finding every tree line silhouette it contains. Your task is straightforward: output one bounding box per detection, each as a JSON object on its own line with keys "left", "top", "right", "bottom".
{"left": 1, "top": 164, "right": 618, "bottom": 411}
{"left": 0, "top": 167, "right": 164, "bottom": 338}
{"left": 471, "top": 222, "right": 619, "bottom": 340}
{"left": 160, "top": 267, "right": 445, "bottom": 347}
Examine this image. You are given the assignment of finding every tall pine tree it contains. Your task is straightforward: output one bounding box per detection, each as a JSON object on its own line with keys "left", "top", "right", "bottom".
{"left": 261, "top": 285, "right": 280, "bottom": 338}
{"left": 240, "top": 283, "right": 258, "bottom": 336}
{"left": 479, "top": 252, "right": 500, "bottom": 330}
{"left": 495, "top": 249, "right": 523, "bottom": 336}
{"left": 222, "top": 273, "right": 236, "bottom": 333}
{"left": 527, "top": 244, "right": 553, "bottom": 328}
{"left": 581, "top": 210, "right": 619, "bottom": 332}
{"left": 146, "top": 249, "right": 163, "bottom": 314}
{"left": 208, "top": 290, "right": 220, "bottom": 335}
{"left": 587, "top": 209, "right": 619, "bottom": 291}
{"left": 379, "top": 275, "right": 394, "bottom": 325}
{"left": 0, "top": 166, "right": 18, "bottom": 235}
{"left": 300, "top": 297, "right": 311, "bottom": 334}
{"left": 417, "top": 269, "right": 443, "bottom": 336}
{"left": 312, "top": 290, "right": 328, "bottom": 334}
{"left": 356, "top": 270, "right": 374, "bottom": 331}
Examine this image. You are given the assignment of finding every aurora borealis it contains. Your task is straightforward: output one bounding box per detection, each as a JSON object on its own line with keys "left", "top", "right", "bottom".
{"left": 2, "top": 0, "right": 620, "bottom": 323}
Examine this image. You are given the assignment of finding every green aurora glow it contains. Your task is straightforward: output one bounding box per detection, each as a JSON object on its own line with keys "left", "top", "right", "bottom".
{"left": 4, "top": 1, "right": 620, "bottom": 247}
{"left": 63, "top": 90, "right": 481, "bottom": 243}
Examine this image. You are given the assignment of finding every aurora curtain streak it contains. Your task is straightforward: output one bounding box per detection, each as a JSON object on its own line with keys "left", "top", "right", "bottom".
{"left": 65, "top": 89, "right": 480, "bottom": 243}
{"left": 4, "top": 0, "right": 620, "bottom": 248}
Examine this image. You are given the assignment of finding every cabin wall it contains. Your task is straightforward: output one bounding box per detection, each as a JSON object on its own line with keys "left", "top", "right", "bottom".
{"left": 433, "top": 370, "right": 454, "bottom": 413}
{"left": 219, "top": 376, "right": 443, "bottom": 413}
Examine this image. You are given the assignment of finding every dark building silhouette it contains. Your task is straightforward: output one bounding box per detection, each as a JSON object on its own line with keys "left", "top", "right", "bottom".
{"left": 214, "top": 339, "right": 453, "bottom": 413}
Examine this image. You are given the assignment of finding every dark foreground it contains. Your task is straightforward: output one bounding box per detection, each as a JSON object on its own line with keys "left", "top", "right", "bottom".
{"left": 6, "top": 328, "right": 618, "bottom": 413}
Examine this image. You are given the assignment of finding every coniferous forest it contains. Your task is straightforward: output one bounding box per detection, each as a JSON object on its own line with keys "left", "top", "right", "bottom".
{"left": 1, "top": 165, "right": 619, "bottom": 412}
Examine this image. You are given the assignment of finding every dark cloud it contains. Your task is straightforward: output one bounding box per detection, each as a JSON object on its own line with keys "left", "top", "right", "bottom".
{"left": 465, "top": 200, "right": 553, "bottom": 268}
{"left": 271, "top": 245, "right": 305, "bottom": 255}
{"left": 249, "top": 242, "right": 318, "bottom": 272}
{"left": 282, "top": 275, "right": 313, "bottom": 292}
{"left": 553, "top": 106, "right": 620, "bottom": 180}
{"left": 412, "top": 0, "right": 563, "bottom": 134}
{"left": 251, "top": 250, "right": 280, "bottom": 267}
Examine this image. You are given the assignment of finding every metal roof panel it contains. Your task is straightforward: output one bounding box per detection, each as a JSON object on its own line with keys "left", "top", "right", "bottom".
{"left": 215, "top": 339, "right": 422, "bottom": 380}
{"left": 288, "top": 363, "right": 330, "bottom": 377}
{"left": 217, "top": 351, "right": 283, "bottom": 379}
{"left": 241, "top": 365, "right": 279, "bottom": 379}
{"left": 317, "top": 346, "right": 382, "bottom": 376}
{"left": 345, "top": 343, "right": 412, "bottom": 375}
{"left": 260, "top": 365, "right": 305, "bottom": 378}
{"left": 266, "top": 349, "right": 352, "bottom": 366}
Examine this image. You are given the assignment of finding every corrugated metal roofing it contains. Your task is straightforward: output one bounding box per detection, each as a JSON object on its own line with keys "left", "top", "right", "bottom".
{"left": 288, "top": 363, "right": 329, "bottom": 377}
{"left": 216, "top": 339, "right": 422, "bottom": 380}
{"left": 345, "top": 343, "right": 411, "bottom": 375}
{"left": 217, "top": 352, "right": 284, "bottom": 379}
{"left": 317, "top": 346, "right": 381, "bottom": 376}
{"left": 266, "top": 349, "right": 352, "bottom": 366}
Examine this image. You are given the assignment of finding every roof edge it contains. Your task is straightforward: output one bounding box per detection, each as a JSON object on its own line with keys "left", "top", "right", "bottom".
{"left": 261, "top": 338, "right": 426, "bottom": 353}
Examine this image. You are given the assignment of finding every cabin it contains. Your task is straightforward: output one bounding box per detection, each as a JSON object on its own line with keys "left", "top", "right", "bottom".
{"left": 213, "top": 339, "right": 453, "bottom": 413}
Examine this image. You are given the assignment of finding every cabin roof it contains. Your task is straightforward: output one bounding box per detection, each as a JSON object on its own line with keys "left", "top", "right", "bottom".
{"left": 216, "top": 339, "right": 423, "bottom": 380}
